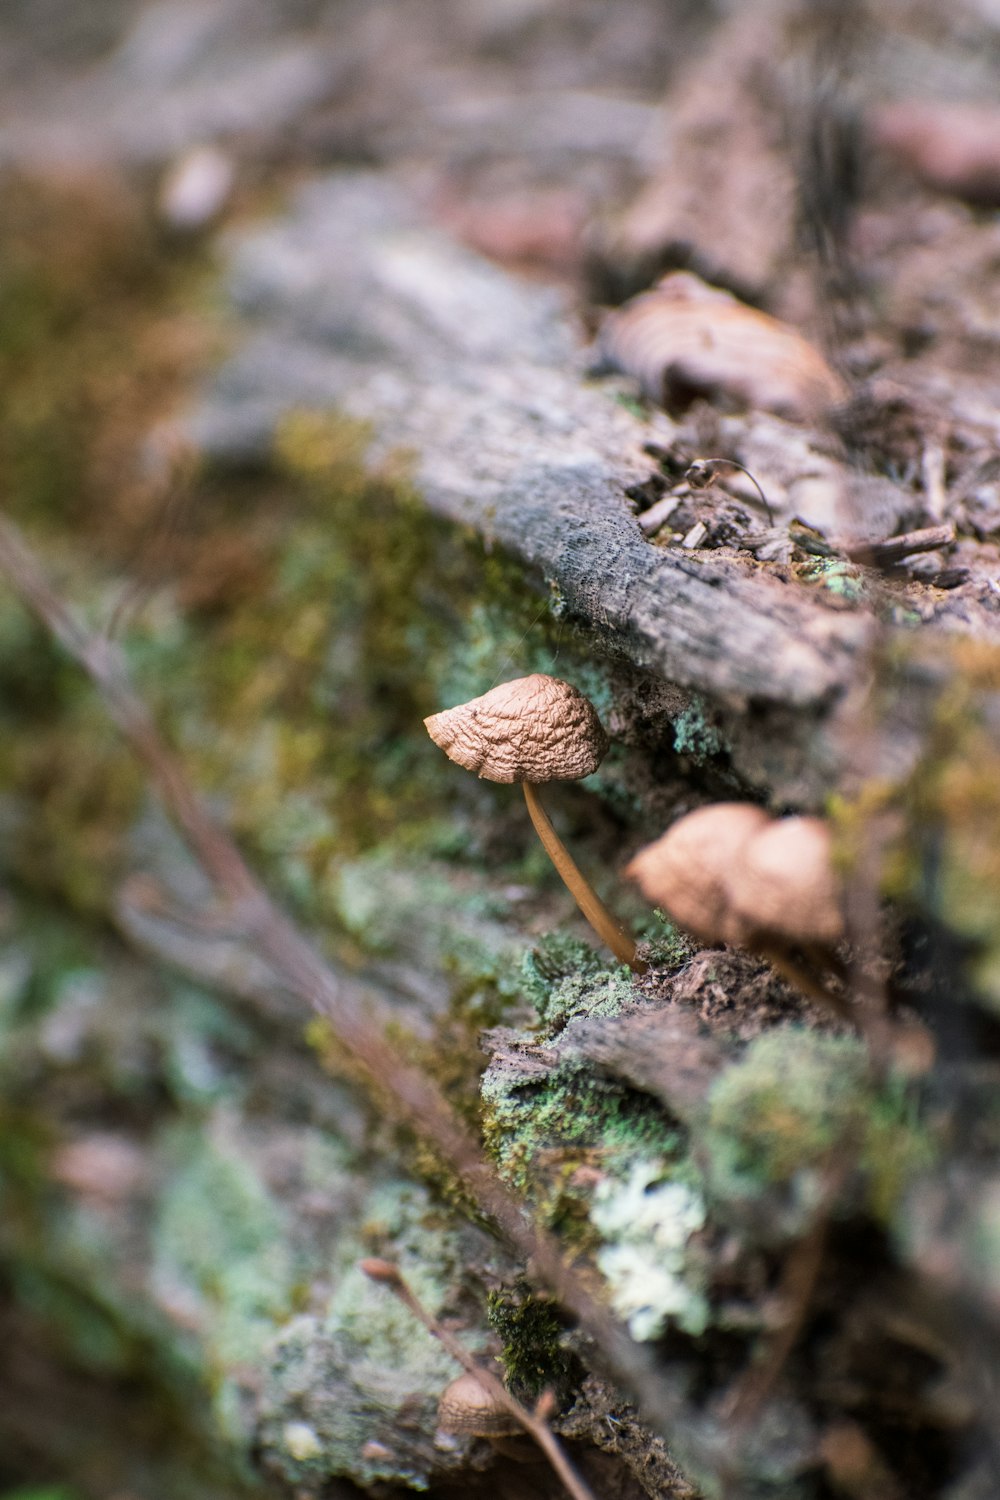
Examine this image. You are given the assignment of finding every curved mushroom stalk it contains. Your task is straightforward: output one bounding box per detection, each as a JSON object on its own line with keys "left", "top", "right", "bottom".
{"left": 524, "top": 783, "right": 646, "bottom": 974}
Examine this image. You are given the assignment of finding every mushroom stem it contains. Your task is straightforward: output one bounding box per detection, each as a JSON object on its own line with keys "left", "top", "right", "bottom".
{"left": 523, "top": 782, "right": 646, "bottom": 973}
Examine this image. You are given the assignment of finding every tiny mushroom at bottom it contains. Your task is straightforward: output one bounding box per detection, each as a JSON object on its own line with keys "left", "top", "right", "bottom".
{"left": 437, "top": 1370, "right": 521, "bottom": 1441}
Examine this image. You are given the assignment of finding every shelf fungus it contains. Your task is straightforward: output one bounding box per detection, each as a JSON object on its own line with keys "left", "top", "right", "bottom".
{"left": 598, "top": 270, "right": 847, "bottom": 421}
{"left": 425, "top": 674, "right": 645, "bottom": 972}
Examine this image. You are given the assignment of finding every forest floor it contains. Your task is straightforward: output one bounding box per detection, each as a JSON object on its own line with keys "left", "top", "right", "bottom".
{"left": 3, "top": 4, "right": 1000, "bottom": 1500}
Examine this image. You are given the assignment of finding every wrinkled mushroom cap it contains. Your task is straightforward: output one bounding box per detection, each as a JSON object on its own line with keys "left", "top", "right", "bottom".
{"left": 729, "top": 816, "right": 844, "bottom": 947}
{"left": 424, "top": 674, "right": 608, "bottom": 784}
{"left": 626, "top": 803, "right": 770, "bottom": 945}
{"left": 437, "top": 1371, "right": 519, "bottom": 1437}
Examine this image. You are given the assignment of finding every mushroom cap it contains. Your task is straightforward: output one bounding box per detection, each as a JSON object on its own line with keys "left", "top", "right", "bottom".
{"left": 728, "top": 816, "right": 844, "bottom": 947}
{"left": 437, "top": 1371, "right": 519, "bottom": 1437}
{"left": 423, "top": 674, "right": 608, "bottom": 784}
{"left": 625, "top": 803, "right": 770, "bottom": 945}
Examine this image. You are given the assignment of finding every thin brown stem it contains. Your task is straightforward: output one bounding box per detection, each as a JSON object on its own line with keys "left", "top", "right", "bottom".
{"left": 754, "top": 942, "right": 855, "bottom": 1024}
{"left": 360, "top": 1260, "right": 599, "bottom": 1500}
{"left": 523, "top": 782, "right": 646, "bottom": 973}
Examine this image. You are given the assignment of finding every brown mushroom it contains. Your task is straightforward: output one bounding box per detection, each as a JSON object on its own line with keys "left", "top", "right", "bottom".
{"left": 729, "top": 815, "right": 844, "bottom": 947}
{"left": 424, "top": 674, "right": 643, "bottom": 971}
{"left": 437, "top": 1371, "right": 521, "bottom": 1440}
{"left": 626, "top": 803, "right": 853, "bottom": 1021}
{"left": 625, "top": 804, "right": 845, "bottom": 950}
{"left": 625, "top": 802, "right": 770, "bottom": 946}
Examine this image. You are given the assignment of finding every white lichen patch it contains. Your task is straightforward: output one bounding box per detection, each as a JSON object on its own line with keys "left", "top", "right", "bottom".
{"left": 590, "top": 1160, "right": 708, "bottom": 1341}
{"left": 283, "top": 1420, "right": 323, "bottom": 1461}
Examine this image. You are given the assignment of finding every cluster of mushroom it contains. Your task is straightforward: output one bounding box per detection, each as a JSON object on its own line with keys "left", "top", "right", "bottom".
{"left": 424, "top": 674, "right": 843, "bottom": 980}
{"left": 626, "top": 803, "right": 844, "bottom": 953}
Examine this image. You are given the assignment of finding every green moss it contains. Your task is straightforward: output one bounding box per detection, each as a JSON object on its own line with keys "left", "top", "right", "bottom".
{"left": 486, "top": 1284, "right": 575, "bottom": 1399}
{"left": 519, "top": 933, "right": 632, "bottom": 1034}
{"left": 640, "top": 909, "right": 695, "bottom": 969}
{"left": 519, "top": 933, "right": 607, "bottom": 1009}
{"left": 481, "top": 1049, "right": 680, "bottom": 1229}
{"left": 0, "top": 1488, "right": 80, "bottom": 1500}
{"left": 701, "top": 1028, "right": 931, "bottom": 1231}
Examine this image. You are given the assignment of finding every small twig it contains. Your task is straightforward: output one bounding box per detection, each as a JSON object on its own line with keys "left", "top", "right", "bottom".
{"left": 754, "top": 942, "right": 855, "bottom": 1025}
{"left": 921, "top": 442, "right": 947, "bottom": 523}
{"left": 685, "top": 459, "right": 774, "bottom": 524}
{"left": 844, "top": 523, "right": 954, "bottom": 567}
{"left": 360, "top": 1260, "right": 598, "bottom": 1500}
{"left": 636, "top": 494, "right": 681, "bottom": 535}
{"left": 715, "top": 1152, "right": 852, "bottom": 1492}
{"left": 0, "top": 512, "right": 697, "bottom": 1463}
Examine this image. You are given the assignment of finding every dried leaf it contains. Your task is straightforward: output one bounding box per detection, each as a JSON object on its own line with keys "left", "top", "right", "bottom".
{"left": 874, "top": 102, "right": 1000, "bottom": 207}
{"left": 598, "top": 272, "right": 847, "bottom": 420}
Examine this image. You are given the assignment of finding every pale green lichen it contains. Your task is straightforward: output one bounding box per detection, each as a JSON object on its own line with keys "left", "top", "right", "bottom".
{"left": 258, "top": 1178, "right": 484, "bottom": 1491}
{"left": 799, "top": 557, "right": 867, "bottom": 601}
{"left": 701, "top": 1028, "right": 932, "bottom": 1234}
{"left": 331, "top": 850, "right": 525, "bottom": 983}
{"left": 591, "top": 1161, "right": 708, "bottom": 1340}
{"left": 672, "top": 696, "right": 725, "bottom": 764}
{"left": 152, "top": 1124, "right": 295, "bottom": 1373}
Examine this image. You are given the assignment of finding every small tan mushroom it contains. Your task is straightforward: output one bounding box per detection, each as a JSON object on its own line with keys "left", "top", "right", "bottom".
{"left": 438, "top": 1371, "right": 520, "bottom": 1439}
{"left": 625, "top": 803, "right": 770, "bottom": 946}
{"left": 627, "top": 803, "right": 850, "bottom": 1017}
{"left": 729, "top": 816, "right": 844, "bottom": 947}
{"left": 424, "top": 674, "right": 607, "bottom": 784}
{"left": 425, "top": 675, "right": 643, "bottom": 971}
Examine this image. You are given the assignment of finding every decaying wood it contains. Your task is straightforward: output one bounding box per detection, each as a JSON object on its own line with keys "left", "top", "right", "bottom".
{"left": 186, "top": 174, "right": 879, "bottom": 803}
{"left": 185, "top": 170, "right": 1000, "bottom": 811}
